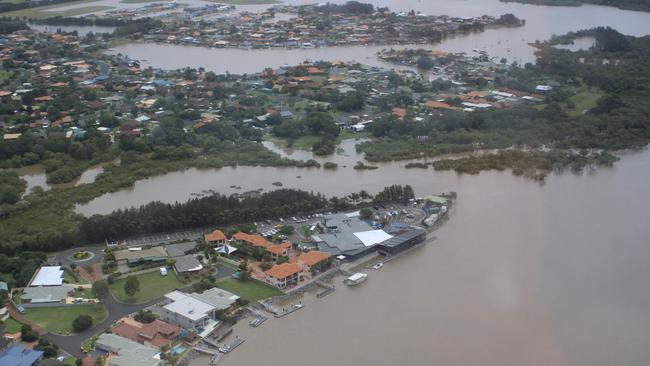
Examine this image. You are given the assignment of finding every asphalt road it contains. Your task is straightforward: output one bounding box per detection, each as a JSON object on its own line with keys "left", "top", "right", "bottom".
{"left": 49, "top": 246, "right": 105, "bottom": 267}
{"left": 44, "top": 293, "right": 163, "bottom": 359}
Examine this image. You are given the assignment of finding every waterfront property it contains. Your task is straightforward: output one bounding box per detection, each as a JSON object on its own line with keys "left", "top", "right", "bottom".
{"left": 111, "top": 318, "right": 180, "bottom": 349}
{"left": 298, "top": 251, "right": 332, "bottom": 275}
{"left": 263, "top": 263, "right": 304, "bottom": 289}
{"left": 95, "top": 333, "right": 162, "bottom": 366}
{"left": 311, "top": 212, "right": 426, "bottom": 260}
{"left": 159, "top": 288, "right": 239, "bottom": 336}
{"left": 265, "top": 241, "right": 292, "bottom": 262}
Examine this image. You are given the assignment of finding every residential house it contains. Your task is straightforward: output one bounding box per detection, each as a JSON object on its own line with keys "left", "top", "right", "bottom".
{"left": 95, "top": 333, "right": 161, "bottom": 366}
{"left": 297, "top": 250, "right": 332, "bottom": 275}
{"left": 28, "top": 266, "right": 63, "bottom": 287}
{"left": 114, "top": 247, "right": 168, "bottom": 267}
{"left": 173, "top": 255, "right": 203, "bottom": 275}
{"left": 204, "top": 229, "right": 226, "bottom": 247}
{"left": 265, "top": 242, "right": 292, "bottom": 262}
{"left": 111, "top": 319, "right": 180, "bottom": 348}
{"left": 232, "top": 232, "right": 271, "bottom": 249}
{"left": 164, "top": 242, "right": 197, "bottom": 257}
{"left": 264, "top": 263, "right": 304, "bottom": 289}
{"left": 160, "top": 288, "right": 239, "bottom": 334}
{"left": 0, "top": 344, "right": 44, "bottom": 366}
{"left": 21, "top": 286, "right": 72, "bottom": 304}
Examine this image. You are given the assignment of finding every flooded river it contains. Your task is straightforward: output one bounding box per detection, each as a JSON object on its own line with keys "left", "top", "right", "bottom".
{"left": 67, "top": 0, "right": 650, "bottom": 364}
{"left": 202, "top": 148, "right": 650, "bottom": 366}
{"left": 110, "top": 0, "right": 650, "bottom": 72}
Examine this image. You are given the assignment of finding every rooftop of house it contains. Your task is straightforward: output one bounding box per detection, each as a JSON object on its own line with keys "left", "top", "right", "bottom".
{"left": 265, "top": 262, "right": 302, "bottom": 280}
{"left": 173, "top": 255, "right": 203, "bottom": 273}
{"left": 0, "top": 344, "right": 44, "bottom": 366}
{"left": 114, "top": 247, "right": 168, "bottom": 262}
{"left": 266, "top": 241, "right": 291, "bottom": 255}
{"left": 95, "top": 333, "right": 161, "bottom": 366}
{"left": 112, "top": 319, "right": 180, "bottom": 348}
{"left": 164, "top": 241, "right": 197, "bottom": 257}
{"left": 163, "top": 291, "right": 215, "bottom": 321}
{"left": 298, "top": 250, "right": 331, "bottom": 267}
{"left": 21, "top": 286, "right": 72, "bottom": 303}
{"left": 233, "top": 232, "right": 271, "bottom": 247}
{"left": 29, "top": 266, "right": 63, "bottom": 287}
{"left": 204, "top": 229, "right": 226, "bottom": 242}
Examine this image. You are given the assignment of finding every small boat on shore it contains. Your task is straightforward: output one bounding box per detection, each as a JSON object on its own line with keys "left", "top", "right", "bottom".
{"left": 344, "top": 272, "right": 368, "bottom": 286}
{"left": 372, "top": 262, "right": 383, "bottom": 270}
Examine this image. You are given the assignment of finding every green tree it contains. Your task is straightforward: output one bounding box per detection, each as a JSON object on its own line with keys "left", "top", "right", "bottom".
{"left": 359, "top": 208, "right": 373, "bottom": 219}
{"left": 72, "top": 314, "right": 93, "bottom": 332}
{"left": 124, "top": 276, "right": 140, "bottom": 298}
{"left": 91, "top": 280, "right": 109, "bottom": 299}
{"left": 238, "top": 259, "right": 251, "bottom": 281}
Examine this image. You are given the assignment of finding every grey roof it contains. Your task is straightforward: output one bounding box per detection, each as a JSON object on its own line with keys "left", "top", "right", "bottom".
{"left": 0, "top": 281, "right": 8, "bottom": 292}
{"left": 22, "top": 286, "right": 72, "bottom": 303}
{"left": 192, "top": 288, "right": 239, "bottom": 311}
{"left": 165, "top": 241, "right": 197, "bottom": 257}
{"left": 173, "top": 255, "right": 202, "bottom": 273}
{"left": 114, "top": 247, "right": 167, "bottom": 262}
{"left": 316, "top": 214, "right": 375, "bottom": 255}
{"left": 379, "top": 228, "right": 427, "bottom": 248}
{"left": 96, "top": 334, "right": 160, "bottom": 366}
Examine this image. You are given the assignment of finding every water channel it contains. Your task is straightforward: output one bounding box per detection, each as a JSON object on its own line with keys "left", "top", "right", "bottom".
{"left": 29, "top": 0, "right": 650, "bottom": 364}
{"left": 110, "top": 0, "right": 650, "bottom": 73}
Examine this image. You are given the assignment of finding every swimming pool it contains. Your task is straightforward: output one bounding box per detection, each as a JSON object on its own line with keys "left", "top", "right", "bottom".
{"left": 170, "top": 345, "right": 186, "bottom": 355}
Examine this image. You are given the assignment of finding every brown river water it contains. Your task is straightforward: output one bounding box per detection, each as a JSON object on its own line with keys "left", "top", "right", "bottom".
{"left": 30, "top": 0, "right": 650, "bottom": 364}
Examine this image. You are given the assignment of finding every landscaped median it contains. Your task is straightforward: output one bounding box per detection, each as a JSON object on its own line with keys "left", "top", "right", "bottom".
{"left": 108, "top": 271, "right": 183, "bottom": 303}
{"left": 22, "top": 304, "right": 107, "bottom": 334}
{"left": 215, "top": 277, "right": 281, "bottom": 303}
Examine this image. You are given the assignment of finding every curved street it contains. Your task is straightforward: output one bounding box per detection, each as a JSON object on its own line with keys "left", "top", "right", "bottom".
{"left": 44, "top": 293, "right": 163, "bottom": 359}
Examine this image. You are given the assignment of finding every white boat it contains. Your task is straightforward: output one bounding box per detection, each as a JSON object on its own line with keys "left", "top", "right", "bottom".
{"left": 345, "top": 272, "right": 368, "bottom": 286}
{"left": 372, "top": 262, "right": 383, "bottom": 270}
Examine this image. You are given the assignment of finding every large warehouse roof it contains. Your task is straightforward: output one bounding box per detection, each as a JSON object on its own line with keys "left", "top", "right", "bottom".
{"left": 353, "top": 230, "right": 393, "bottom": 247}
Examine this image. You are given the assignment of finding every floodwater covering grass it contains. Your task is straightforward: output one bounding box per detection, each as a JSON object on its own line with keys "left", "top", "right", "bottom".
{"left": 23, "top": 304, "right": 107, "bottom": 334}
{"left": 109, "top": 270, "right": 183, "bottom": 303}
{"left": 215, "top": 277, "right": 281, "bottom": 302}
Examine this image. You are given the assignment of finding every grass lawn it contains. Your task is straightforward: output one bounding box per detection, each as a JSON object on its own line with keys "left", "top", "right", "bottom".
{"left": 215, "top": 277, "right": 281, "bottom": 303}
{"left": 1, "top": 317, "right": 23, "bottom": 333}
{"left": 1, "top": 0, "right": 113, "bottom": 18}
{"left": 109, "top": 271, "right": 183, "bottom": 303}
{"left": 23, "top": 304, "right": 107, "bottom": 334}
{"left": 63, "top": 270, "right": 89, "bottom": 285}
{"left": 73, "top": 287, "right": 94, "bottom": 298}
{"left": 566, "top": 88, "right": 603, "bottom": 116}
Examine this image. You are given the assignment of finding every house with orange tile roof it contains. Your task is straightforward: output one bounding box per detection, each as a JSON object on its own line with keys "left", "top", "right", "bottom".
{"left": 233, "top": 232, "right": 270, "bottom": 248}
{"left": 264, "top": 262, "right": 304, "bottom": 289}
{"left": 265, "top": 241, "right": 292, "bottom": 262}
{"left": 204, "top": 229, "right": 226, "bottom": 246}
{"left": 112, "top": 318, "right": 180, "bottom": 348}
{"left": 424, "top": 100, "right": 462, "bottom": 111}
{"left": 297, "top": 250, "right": 332, "bottom": 275}
{"left": 392, "top": 107, "right": 407, "bottom": 120}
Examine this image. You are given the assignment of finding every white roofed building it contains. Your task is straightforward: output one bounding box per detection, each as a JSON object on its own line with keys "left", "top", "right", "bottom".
{"left": 29, "top": 266, "right": 64, "bottom": 287}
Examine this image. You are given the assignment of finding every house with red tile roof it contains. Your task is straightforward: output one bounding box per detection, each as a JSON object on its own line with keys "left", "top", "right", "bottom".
{"left": 297, "top": 251, "right": 332, "bottom": 275}
{"left": 264, "top": 263, "right": 303, "bottom": 289}
{"left": 265, "top": 241, "right": 292, "bottom": 262}
{"left": 112, "top": 318, "right": 180, "bottom": 348}
{"left": 233, "top": 232, "right": 270, "bottom": 248}
{"left": 204, "top": 229, "right": 226, "bottom": 246}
